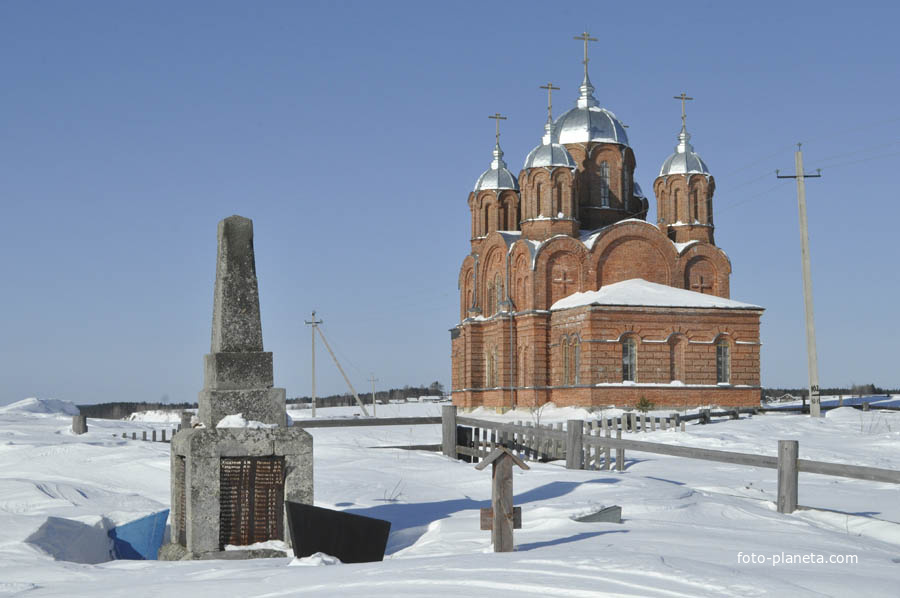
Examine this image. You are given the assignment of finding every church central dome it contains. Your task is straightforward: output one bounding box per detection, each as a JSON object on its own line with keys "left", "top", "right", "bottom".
{"left": 554, "top": 74, "right": 629, "bottom": 146}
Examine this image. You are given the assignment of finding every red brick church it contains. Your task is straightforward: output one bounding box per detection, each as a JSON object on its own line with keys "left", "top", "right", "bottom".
{"left": 450, "top": 35, "right": 763, "bottom": 410}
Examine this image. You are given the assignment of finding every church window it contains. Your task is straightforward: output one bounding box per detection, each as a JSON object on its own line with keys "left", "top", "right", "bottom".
{"left": 673, "top": 190, "right": 680, "bottom": 223}
{"left": 669, "top": 335, "right": 685, "bottom": 382}
{"left": 716, "top": 339, "right": 731, "bottom": 384}
{"left": 569, "top": 337, "right": 580, "bottom": 385}
{"left": 599, "top": 161, "right": 610, "bottom": 207}
{"left": 562, "top": 338, "right": 569, "bottom": 385}
{"left": 622, "top": 338, "right": 637, "bottom": 382}
{"left": 707, "top": 193, "right": 713, "bottom": 225}
{"left": 486, "top": 347, "right": 499, "bottom": 388}
{"left": 692, "top": 191, "right": 699, "bottom": 222}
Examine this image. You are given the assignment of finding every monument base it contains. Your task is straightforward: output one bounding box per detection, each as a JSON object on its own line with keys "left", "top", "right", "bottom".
{"left": 161, "top": 426, "right": 312, "bottom": 561}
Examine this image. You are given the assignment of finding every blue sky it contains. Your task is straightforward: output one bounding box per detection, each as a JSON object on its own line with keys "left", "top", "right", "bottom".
{"left": 1, "top": 1, "right": 898, "bottom": 406}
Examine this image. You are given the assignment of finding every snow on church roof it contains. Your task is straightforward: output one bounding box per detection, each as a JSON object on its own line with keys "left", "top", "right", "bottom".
{"left": 550, "top": 279, "right": 763, "bottom": 311}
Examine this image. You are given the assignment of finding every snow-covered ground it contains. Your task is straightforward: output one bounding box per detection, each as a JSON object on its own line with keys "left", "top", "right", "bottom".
{"left": 1, "top": 399, "right": 899, "bottom": 596}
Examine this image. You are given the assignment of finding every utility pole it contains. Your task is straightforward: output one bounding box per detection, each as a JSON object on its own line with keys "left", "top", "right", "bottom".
{"left": 304, "top": 311, "right": 322, "bottom": 417}
{"left": 368, "top": 374, "right": 378, "bottom": 417}
{"left": 777, "top": 144, "right": 822, "bottom": 417}
{"left": 315, "top": 325, "right": 371, "bottom": 417}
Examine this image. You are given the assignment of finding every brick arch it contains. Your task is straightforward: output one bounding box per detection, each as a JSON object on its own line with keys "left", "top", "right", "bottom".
{"left": 667, "top": 332, "right": 688, "bottom": 382}
{"left": 678, "top": 243, "right": 731, "bottom": 297}
{"left": 683, "top": 256, "right": 718, "bottom": 296}
{"left": 550, "top": 167, "right": 576, "bottom": 218}
{"left": 479, "top": 241, "right": 507, "bottom": 315}
{"left": 497, "top": 190, "right": 520, "bottom": 231}
{"left": 458, "top": 255, "right": 476, "bottom": 320}
{"left": 592, "top": 223, "right": 676, "bottom": 287}
{"left": 533, "top": 236, "right": 588, "bottom": 309}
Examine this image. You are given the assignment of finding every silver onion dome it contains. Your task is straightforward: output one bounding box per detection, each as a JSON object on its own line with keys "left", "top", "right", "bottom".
{"left": 523, "top": 119, "right": 577, "bottom": 169}
{"left": 474, "top": 142, "right": 519, "bottom": 192}
{"left": 554, "top": 73, "right": 629, "bottom": 146}
{"left": 659, "top": 127, "right": 710, "bottom": 176}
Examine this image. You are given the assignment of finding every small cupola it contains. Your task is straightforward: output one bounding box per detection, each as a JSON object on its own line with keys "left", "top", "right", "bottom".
{"left": 468, "top": 113, "right": 521, "bottom": 249}
{"left": 654, "top": 94, "right": 717, "bottom": 245}
{"left": 520, "top": 83, "right": 578, "bottom": 241}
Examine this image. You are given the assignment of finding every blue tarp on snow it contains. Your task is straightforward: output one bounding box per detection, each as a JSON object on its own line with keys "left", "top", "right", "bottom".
{"left": 108, "top": 509, "right": 169, "bottom": 560}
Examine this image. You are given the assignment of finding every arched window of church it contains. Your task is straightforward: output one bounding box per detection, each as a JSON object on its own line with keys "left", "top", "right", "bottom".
{"left": 707, "top": 192, "right": 713, "bottom": 225}
{"left": 692, "top": 191, "right": 699, "bottom": 222}
{"left": 599, "top": 161, "right": 610, "bottom": 207}
{"left": 569, "top": 337, "right": 580, "bottom": 385}
{"left": 562, "top": 337, "right": 569, "bottom": 386}
{"left": 673, "top": 189, "right": 681, "bottom": 223}
{"left": 486, "top": 281, "right": 494, "bottom": 316}
{"left": 669, "top": 335, "right": 685, "bottom": 382}
{"left": 536, "top": 183, "right": 544, "bottom": 217}
{"left": 716, "top": 338, "right": 731, "bottom": 384}
{"left": 622, "top": 337, "right": 637, "bottom": 382}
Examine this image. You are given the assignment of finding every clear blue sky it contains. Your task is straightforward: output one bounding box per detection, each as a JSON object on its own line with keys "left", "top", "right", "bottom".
{"left": 2, "top": 1, "right": 898, "bottom": 406}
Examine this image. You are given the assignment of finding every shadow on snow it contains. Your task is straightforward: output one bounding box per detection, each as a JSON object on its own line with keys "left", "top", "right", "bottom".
{"left": 346, "top": 477, "right": 620, "bottom": 554}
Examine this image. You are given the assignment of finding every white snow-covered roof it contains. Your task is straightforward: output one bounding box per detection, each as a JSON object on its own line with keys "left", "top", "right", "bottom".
{"left": 550, "top": 279, "right": 762, "bottom": 311}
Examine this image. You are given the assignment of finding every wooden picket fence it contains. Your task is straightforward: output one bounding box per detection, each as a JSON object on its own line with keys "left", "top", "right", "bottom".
{"left": 114, "top": 428, "right": 179, "bottom": 443}
{"left": 440, "top": 405, "right": 900, "bottom": 514}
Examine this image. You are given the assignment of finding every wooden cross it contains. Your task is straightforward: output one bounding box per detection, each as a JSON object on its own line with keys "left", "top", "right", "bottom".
{"left": 540, "top": 82, "right": 560, "bottom": 119}
{"left": 574, "top": 31, "right": 598, "bottom": 69}
{"left": 673, "top": 92, "right": 694, "bottom": 129}
{"left": 488, "top": 112, "right": 507, "bottom": 144}
{"left": 475, "top": 447, "right": 529, "bottom": 552}
{"left": 691, "top": 275, "right": 712, "bottom": 294}
{"left": 553, "top": 270, "right": 575, "bottom": 295}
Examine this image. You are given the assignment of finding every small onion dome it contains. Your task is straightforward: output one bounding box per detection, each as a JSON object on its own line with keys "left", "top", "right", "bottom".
{"left": 659, "top": 127, "right": 710, "bottom": 176}
{"left": 523, "top": 119, "right": 577, "bottom": 169}
{"left": 474, "top": 142, "right": 519, "bottom": 192}
{"left": 554, "top": 73, "right": 629, "bottom": 146}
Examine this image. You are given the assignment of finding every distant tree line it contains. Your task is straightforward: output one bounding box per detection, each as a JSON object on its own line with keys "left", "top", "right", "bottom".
{"left": 78, "top": 401, "right": 196, "bottom": 420}
{"left": 762, "top": 383, "right": 896, "bottom": 401}
{"left": 77, "top": 381, "right": 448, "bottom": 419}
{"left": 288, "top": 381, "right": 446, "bottom": 407}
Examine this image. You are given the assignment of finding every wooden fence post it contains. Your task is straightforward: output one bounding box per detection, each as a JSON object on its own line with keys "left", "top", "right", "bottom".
{"left": 602, "top": 418, "right": 611, "bottom": 470}
{"left": 700, "top": 408, "right": 711, "bottom": 424}
{"left": 777, "top": 440, "right": 799, "bottom": 514}
{"left": 566, "top": 420, "right": 584, "bottom": 469}
{"left": 862, "top": 402, "right": 870, "bottom": 412}
{"left": 442, "top": 405, "right": 458, "bottom": 459}
{"left": 615, "top": 423, "right": 625, "bottom": 471}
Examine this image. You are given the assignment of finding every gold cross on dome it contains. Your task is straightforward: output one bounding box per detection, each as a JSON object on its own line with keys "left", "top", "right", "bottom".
{"left": 540, "top": 82, "right": 560, "bottom": 119}
{"left": 673, "top": 92, "right": 694, "bottom": 128}
{"left": 574, "top": 31, "right": 598, "bottom": 68}
{"left": 488, "top": 112, "right": 507, "bottom": 144}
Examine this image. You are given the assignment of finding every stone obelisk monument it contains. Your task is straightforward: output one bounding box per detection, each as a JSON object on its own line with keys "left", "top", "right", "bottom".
{"left": 161, "top": 215, "right": 312, "bottom": 561}
{"left": 199, "top": 215, "right": 286, "bottom": 428}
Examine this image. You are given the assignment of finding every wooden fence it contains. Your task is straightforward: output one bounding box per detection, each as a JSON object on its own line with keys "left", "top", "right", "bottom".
{"left": 114, "top": 428, "right": 178, "bottom": 443}
{"left": 441, "top": 405, "right": 900, "bottom": 514}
